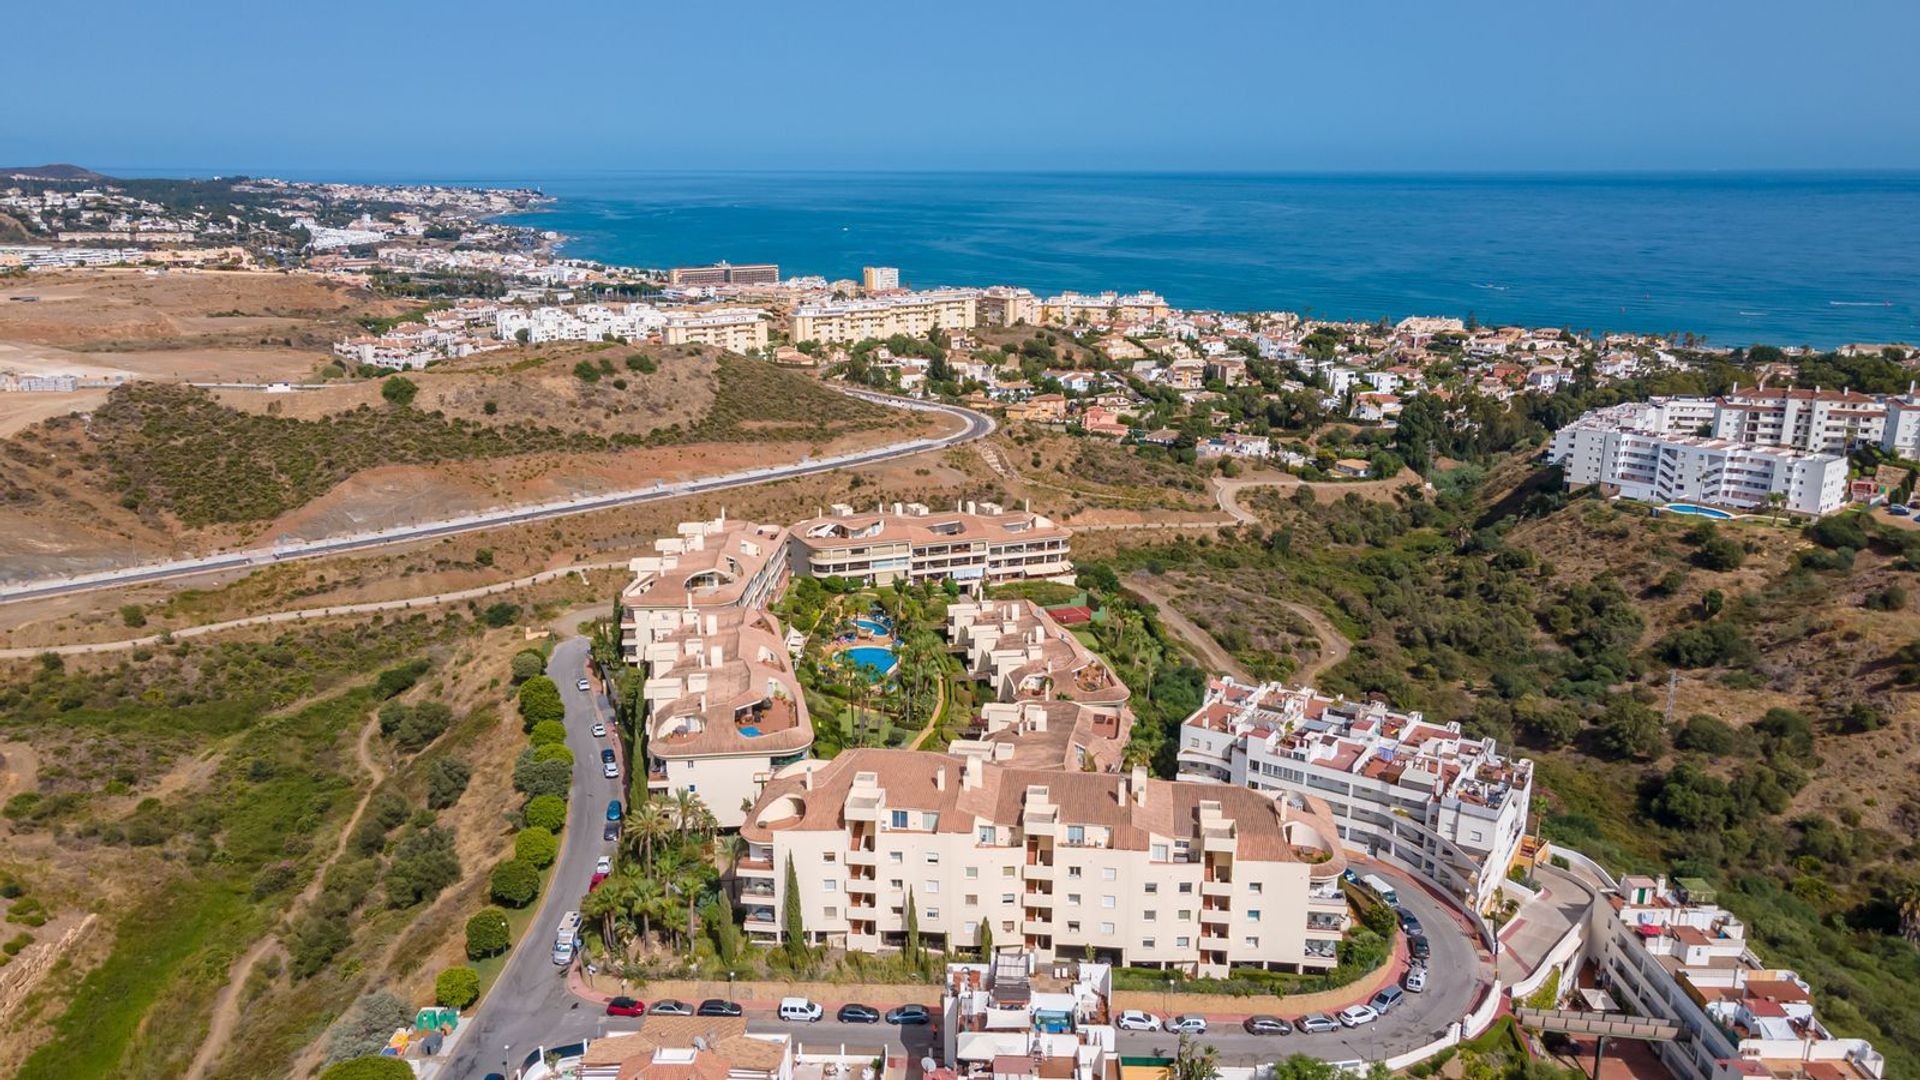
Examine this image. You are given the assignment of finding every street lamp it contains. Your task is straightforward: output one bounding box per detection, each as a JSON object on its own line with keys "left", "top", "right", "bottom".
{"left": 728, "top": 970, "right": 736, "bottom": 1002}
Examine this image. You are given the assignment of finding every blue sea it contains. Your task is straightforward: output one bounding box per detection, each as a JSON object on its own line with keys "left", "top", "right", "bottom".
{"left": 364, "top": 170, "right": 1920, "bottom": 347}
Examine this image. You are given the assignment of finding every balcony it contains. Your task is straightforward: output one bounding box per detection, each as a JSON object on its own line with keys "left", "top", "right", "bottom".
{"left": 1022, "top": 892, "right": 1054, "bottom": 909}
{"left": 847, "top": 877, "right": 877, "bottom": 895}
{"left": 736, "top": 858, "right": 774, "bottom": 876}
{"left": 846, "top": 847, "right": 877, "bottom": 866}
{"left": 1199, "top": 931, "right": 1229, "bottom": 949}
{"left": 738, "top": 883, "right": 775, "bottom": 899}
{"left": 848, "top": 902, "right": 878, "bottom": 920}
{"left": 1024, "top": 862, "right": 1054, "bottom": 880}
{"left": 1202, "top": 879, "right": 1232, "bottom": 898}
{"left": 1200, "top": 906, "right": 1230, "bottom": 924}
{"left": 1021, "top": 919, "right": 1053, "bottom": 937}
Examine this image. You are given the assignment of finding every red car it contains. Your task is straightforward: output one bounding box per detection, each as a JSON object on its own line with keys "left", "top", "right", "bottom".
{"left": 590, "top": 871, "right": 609, "bottom": 890}
{"left": 606, "top": 996, "right": 646, "bottom": 1017}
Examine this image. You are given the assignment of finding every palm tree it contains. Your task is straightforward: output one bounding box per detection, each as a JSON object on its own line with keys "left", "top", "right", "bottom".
{"left": 1170, "top": 1035, "right": 1218, "bottom": 1080}
{"left": 628, "top": 875, "right": 667, "bottom": 944}
{"left": 582, "top": 876, "right": 628, "bottom": 957}
{"left": 624, "top": 801, "right": 673, "bottom": 865}
{"left": 721, "top": 833, "right": 749, "bottom": 894}
{"left": 1894, "top": 878, "right": 1920, "bottom": 944}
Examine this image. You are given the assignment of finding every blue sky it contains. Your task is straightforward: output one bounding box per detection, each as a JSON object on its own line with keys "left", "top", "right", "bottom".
{"left": 6, "top": 0, "right": 1917, "bottom": 176}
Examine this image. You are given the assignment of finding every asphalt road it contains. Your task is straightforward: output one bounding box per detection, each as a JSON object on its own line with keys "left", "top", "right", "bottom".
{"left": 441, "top": 638, "right": 623, "bottom": 1079}
{"left": 0, "top": 390, "right": 993, "bottom": 604}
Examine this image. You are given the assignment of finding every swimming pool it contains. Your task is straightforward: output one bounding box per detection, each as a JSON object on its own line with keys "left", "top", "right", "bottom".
{"left": 854, "top": 618, "right": 890, "bottom": 636}
{"left": 843, "top": 645, "right": 897, "bottom": 676}
{"left": 1664, "top": 503, "right": 1735, "bottom": 520}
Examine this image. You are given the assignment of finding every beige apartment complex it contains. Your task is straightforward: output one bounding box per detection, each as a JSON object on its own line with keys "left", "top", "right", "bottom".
{"left": 661, "top": 308, "right": 769, "bottom": 352}
{"left": 787, "top": 502, "right": 1072, "bottom": 586}
{"left": 619, "top": 516, "right": 791, "bottom": 664}
{"left": 1039, "top": 291, "right": 1170, "bottom": 327}
{"left": 790, "top": 288, "right": 980, "bottom": 344}
{"left": 976, "top": 285, "right": 1039, "bottom": 327}
{"left": 638, "top": 606, "right": 813, "bottom": 829}
{"left": 862, "top": 265, "right": 900, "bottom": 292}
{"left": 946, "top": 597, "right": 1134, "bottom": 773}
{"left": 738, "top": 748, "right": 1352, "bottom": 975}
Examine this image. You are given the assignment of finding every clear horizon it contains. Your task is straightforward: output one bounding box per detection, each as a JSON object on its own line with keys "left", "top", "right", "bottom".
{"left": 6, "top": 0, "right": 1917, "bottom": 174}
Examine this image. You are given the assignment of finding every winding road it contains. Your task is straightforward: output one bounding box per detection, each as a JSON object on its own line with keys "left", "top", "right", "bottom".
{"left": 0, "top": 390, "right": 993, "bottom": 606}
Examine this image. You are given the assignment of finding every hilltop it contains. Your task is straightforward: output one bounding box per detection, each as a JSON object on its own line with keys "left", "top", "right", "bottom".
{"left": 0, "top": 164, "right": 110, "bottom": 182}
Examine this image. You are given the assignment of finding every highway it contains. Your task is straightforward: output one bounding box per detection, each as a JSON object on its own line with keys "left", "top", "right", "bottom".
{"left": 0, "top": 389, "right": 992, "bottom": 606}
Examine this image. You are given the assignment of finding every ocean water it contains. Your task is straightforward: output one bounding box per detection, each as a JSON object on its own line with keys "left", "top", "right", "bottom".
{"left": 489, "top": 172, "right": 1920, "bottom": 348}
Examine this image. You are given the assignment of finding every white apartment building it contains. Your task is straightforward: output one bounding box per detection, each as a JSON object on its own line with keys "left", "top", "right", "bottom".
{"left": 661, "top": 308, "right": 769, "bottom": 352}
{"left": 1549, "top": 405, "right": 1850, "bottom": 515}
{"left": 1590, "top": 875, "right": 1885, "bottom": 1080}
{"left": 738, "top": 748, "right": 1353, "bottom": 976}
{"left": 790, "top": 288, "right": 980, "bottom": 344}
{"left": 619, "top": 515, "right": 791, "bottom": 663}
{"left": 944, "top": 597, "right": 1133, "bottom": 774}
{"left": 976, "top": 285, "right": 1039, "bottom": 327}
{"left": 1178, "top": 678, "right": 1531, "bottom": 913}
{"left": 1038, "top": 291, "right": 1170, "bottom": 327}
{"left": 1711, "top": 388, "right": 1886, "bottom": 453}
{"left": 637, "top": 606, "right": 812, "bottom": 828}
{"left": 862, "top": 265, "right": 901, "bottom": 292}
{"left": 787, "top": 502, "right": 1072, "bottom": 586}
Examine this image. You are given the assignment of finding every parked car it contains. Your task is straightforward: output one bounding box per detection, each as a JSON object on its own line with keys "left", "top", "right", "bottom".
{"left": 1336, "top": 1005, "right": 1379, "bottom": 1028}
{"left": 1369, "top": 986, "right": 1405, "bottom": 1014}
{"left": 650, "top": 999, "right": 693, "bottom": 1016}
{"left": 592, "top": 721, "right": 608, "bottom": 737}
{"left": 1115, "top": 1010, "right": 1162, "bottom": 1032}
{"left": 885, "top": 1004, "right": 932, "bottom": 1025}
{"left": 577, "top": 678, "right": 592, "bottom": 692}
{"left": 1396, "top": 907, "right": 1423, "bottom": 935}
{"left": 1404, "top": 967, "right": 1428, "bottom": 993}
{"left": 603, "top": 761, "right": 620, "bottom": 779}
{"left": 779, "top": 997, "right": 824, "bottom": 1022}
{"left": 603, "top": 821, "right": 621, "bottom": 841}
{"left": 837, "top": 1003, "right": 882, "bottom": 1024}
{"left": 1295, "top": 1013, "right": 1340, "bottom": 1035}
{"left": 1891, "top": 503, "right": 1913, "bottom": 517}
{"left": 606, "top": 800, "right": 623, "bottom": 822}
{"left": 697, "top": 999, "right": 743, "bottom": 1017}
{"left": 1409, "top": 934, "right": 1431, "bottom": 961}
{"left": 1167, "top": 1015, "right": 1208, "bottom": 1035}
{"left": 1243, "top": 1015, "right": 1292, "bottom": 1036}
{"left": 605, "top": 996, "right": 646, "bottom": 1017}
{"left": 596, "top": 855, "right": 613, "bottom": 875}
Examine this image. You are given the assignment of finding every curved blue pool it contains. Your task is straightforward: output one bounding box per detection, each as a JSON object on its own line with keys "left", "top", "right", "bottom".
{"left": 854, "top": 618, "right": 890, "bottom": 636}
{"left": 1665, "top": 503, "right": 1735, "bottom": 520}
{"left": 843, "top": 645, "right": 897, "bottom": 675}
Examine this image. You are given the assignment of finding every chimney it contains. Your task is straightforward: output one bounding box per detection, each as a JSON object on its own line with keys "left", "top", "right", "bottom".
{"left": 709, "top": 644, "right": 722, "bottom": 668}
{"left": 1130, "top": 764, "right": 1149, "bottom": 806}
{"left": 705, "top": 613, "right": 717, "bottom": 635}
{"left": 935, "top": 766, "right": 947, "bottom": 792}
{"left": 963, "top": 754, "right": 984, "bottom": 790}
{"left": 803, "top": 763, "right": 815, "bottom": 791}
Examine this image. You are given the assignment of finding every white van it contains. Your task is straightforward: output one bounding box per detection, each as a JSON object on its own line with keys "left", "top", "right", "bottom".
{"left": 1360, "top": 873, "right": 1399, "bottom": 906}
{"left": 552, "top": 911, "right": 582, "bottom": 966}
{"left": 778, "top": 997, "right": 823, "bottom": 1022}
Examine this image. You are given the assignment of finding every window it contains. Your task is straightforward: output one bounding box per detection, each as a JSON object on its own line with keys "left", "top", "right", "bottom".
{"left": 925, "top": 851, "right": 940, "bottom": 864}
{"left": 1002, "top": 893, "right": 1016, "bottom": 904}
{"left": 922, "top": 812, "right": 939, "bottom": 830}
{"left": 1067, "top": 893, "right": 1082, "bottom": 906}
{"left": 889, "top": 851, "right": 903, "bottom": 864}
{"left": 1101, "top": 867, "right": 1117, "bottom": 881}
{"left": 1067, "top": 865, "right": 1083, "bottom": 879}
{"left": 1248, "top": 881, "right": 1262, "bottom": 894}
{"left": 964, "top": 920, "right": 978, "bottom": 936}
{"left": 965, "top": 867, "right": 979, "bottom": 880}
{"left": 1151, "top": 843, "right": 1169, "bottom": 861}
{"left": 966, "top": 894, "right": 979, "bottom": 906}
{"left": 1142, "top": 937, "right": 1156, "bottom": 949}
{"left": 1247, "top": 909, "right": 1260, "bottom": 921}
{"left": 825, "top": 906, "right": 837, "bottom": 918}
{"left": 890, "top": 879, "right": 904, "bottom": 890}
{"left": 1100, "top": 922, "right": 1115, "bottom": 935}
{"left": 1144, "top": 909, "right": 1157, "bottom": 921}
{"left": 924, "top": 880, "right": 939, "bottom": 894}
{"left": 927, "top": 908, "right": 940, "bottom": 919}
{"left": 1067, "top": 825, "right": 1085, "bottom": 844}
{"left": 1176, "top": 936, "right": 1190, "bottom": 948}
{"left": 1002, "top": 921, "right": 1015, "bottom": 932}
{"left": 823, "top": 880, "right": 838, "bottom": 893}
{"left": 891, "top": 810, "right": 909, "bottom": 828}
{"left": 824, "top": 852, "right": 836, "bottom": 863}
{"left": 978, "top": 826, "right": 995, "bottom": 844}
{"left": 1244, "top": 936, "right": 1259, "bottom": 948}
{"left": 1144, "top": 883, "right": 1159, "bottom": 895}
{"left": 1178, "top": 882, "right": 1194, "bottom": 895}
{"left": 1101, "top": 895, "right": 1116, "bottom": 909}
{"left": 1067, "top": 921, "right": 1082, "bottom": 933}
{"left": 1177, "top": 909, "right": 1191, "bottom": 921}
{"left": 1002, "top": 866, "right": 1017, "bottom": 878}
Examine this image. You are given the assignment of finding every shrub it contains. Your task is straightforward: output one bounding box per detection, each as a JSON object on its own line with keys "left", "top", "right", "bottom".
{"left": 1863, "top": 584, "right": 1907, "bottom": 611}
{"left": 1674, "top": 713, "right": 1738, "bottom": 755}
{"left": 490, "top": 857, "right": 540, "bottom": 907}
{"left": 518, "top": 676, "right": 564, "bottom": 730}
{"left": 321, "top": 1058, "right": 415, "bottom": 1080}
{"left": 524, "top": 793, "right": 567, "bottom": 831}
{"left": 573, "top": 360, "right": 602, "bottom": 382}
{"left": 482, "top": 601, "right": 520, "bottom": 628}
{"left": 474, "top": 547, "right": 494, "bottom": 566}
{"left": 384, "top": 825, "right": 462, "bottom": 907}
{"left": 4, "top": 931, "right": 34, "bottom": 955}
{"left": 513, "top": 752, "right": 572, "bottom": 799}
{"left": 426, "top": 757, "right": 471, "bottom": 809}
{"left": 379, "top": 701, "right": 454, "bottom": 752}
{"left": 515, "top": 826, "right": 559, "bottom": 868}
{"left": 510, "top": 649, "right": 546, "bottom": 683}
{"left": 120, "top": 604, "right": 147, "bottom": 628}
{"left": 533, "top": 742, "right": 573, "bottom": 767}
{"left": 435, "top": 965, "right": 481, "bottom": 1009}
{"left": 465, "top": 907, "right": 512, "bottom": 958}
{"left": 374, "top": 658, "right": 431, "bottom": 699}
{"left": 324, "top": 991, "right": 413, "bottom": 1065}
{"left": 381, "top": 377, "right": 419, "bottom": 407}
{"left": 626, "top": 353, "right": 656, "bottom": 374}
{"left": 1691, "top": 528, "right": 1745, "bottom": 571}
{"left": 529, "top": 719, "right": 567, "bottom": 747}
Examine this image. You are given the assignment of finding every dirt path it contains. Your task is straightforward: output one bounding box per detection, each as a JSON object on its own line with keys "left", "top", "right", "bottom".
{"left": 1280, "top": 601, "right": 1351, "bottom": 683}
{"left": 184, "top": 714, "right": 389, "bottom": 1080}
{"left": 1212, "top": 471, "right": 1424, "bottom": 522}
{"left": 0, "top": 559, "right": 627, "bottom": 658}
{"left": 1123, "top": 572, "right": 1253, "bottom": 683}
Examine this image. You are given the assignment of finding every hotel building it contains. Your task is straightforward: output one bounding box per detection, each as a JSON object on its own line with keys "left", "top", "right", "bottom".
{"left": 619, "top": 515, "right": 791, "bottom": 664}
{"left": 789, "top": 288, "right": 980, "bottom": 344}
{"left": 1548, "top": 403, "right": 1850, "bottom": 515}
{"left": 637, "top": 606, "right": 813, "bottom": 828}
{"left": 1590, "top": 875, "right": 1885, "bottom": 1080}
{"left": 737, "top": 748, "right": 1352, "bottom": 976}
{"left": 786, "top": 502, "right": 1072, "bottom": 586}
{"left": 661, "top": 308, "right": 769, "bottom": 352}
{"left": 1177, "top": 678, "right": 1531, "bottom": 913}
{"left": 1038, "top": 291, "right": 1170, "bottom": 327}
{"left": 667, "top": 262, "right": 780, "bottom": 286}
